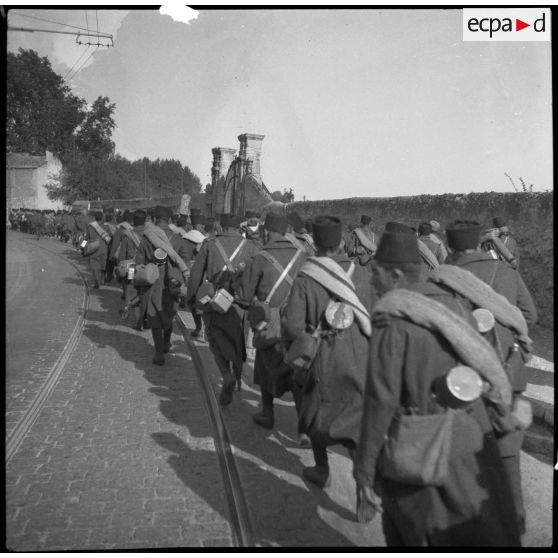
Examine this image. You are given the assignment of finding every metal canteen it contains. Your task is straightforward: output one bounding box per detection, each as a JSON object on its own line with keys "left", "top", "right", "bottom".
{"left": 472, "top": 308, "right": 495, "bottom": 333}
{"left": 435, "top": 365, "right": 483, "bottom": 409}
{"left": 325, "top": 301, "right": 354, "bottom": 330}
{"left": 153, "top": 248, "right": 167, "bottom": 264}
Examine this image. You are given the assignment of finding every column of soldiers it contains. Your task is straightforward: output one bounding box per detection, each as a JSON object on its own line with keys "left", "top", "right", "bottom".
{"left": 181, "top": 210, "right": 535, "bottom": 547}
{"left": 10, "top": 203, "right": 535, "bottom": 546}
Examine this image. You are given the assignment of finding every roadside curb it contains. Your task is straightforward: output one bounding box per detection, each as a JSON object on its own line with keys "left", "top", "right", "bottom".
{"left": 528, "top": 398, "right": 554, "bottom": 428}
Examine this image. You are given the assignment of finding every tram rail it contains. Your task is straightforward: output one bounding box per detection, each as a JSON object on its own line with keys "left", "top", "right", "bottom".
{"left": 6, "top": 239, "right": 90, "bottom": 462}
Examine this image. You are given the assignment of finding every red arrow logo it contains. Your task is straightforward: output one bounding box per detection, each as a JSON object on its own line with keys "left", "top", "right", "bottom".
{"left": 516, "top": 19, "right": 530, "bottom": 31}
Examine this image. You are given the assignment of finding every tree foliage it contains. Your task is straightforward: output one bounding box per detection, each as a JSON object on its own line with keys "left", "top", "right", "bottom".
{"left": 270, "top": 188, "right": 295, "bottom": 203}
{"left": 9, "top": 48, "right": 203, "bottom": 205}
{"left": 74, "top": 96, "right": 116, "bottom": 159}
{"left": 46, "top": 154, "right": 203, "bottom": 205}
{"left": 7, "top": 48, "right": 86, "bottom": 159}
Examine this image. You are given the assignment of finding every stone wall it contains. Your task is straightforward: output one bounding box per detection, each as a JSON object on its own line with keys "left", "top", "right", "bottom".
{"left": 290, "top": 192, "right": 554, "bottom": 328}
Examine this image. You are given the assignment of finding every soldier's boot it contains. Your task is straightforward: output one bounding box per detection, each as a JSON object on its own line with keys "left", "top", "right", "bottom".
{"left": 303, "top": 441, "right": 330, "bottom": 488}
{"left": 163, "top": 327, "right": 173, "bottom": 354}
{"left": 151, "top": 328, "right": 165, "bottom": 365}
{"left": 190, "top": 312, "right": 203, "bottom": 338}
{"left": 233, "top": 365, "right": 242, "bottom": 391}
{"left": 219, "top": 373, "right": 236, "bottom": 407}
{"left": 253, "top": 391, "right": 274, "bottom": 429}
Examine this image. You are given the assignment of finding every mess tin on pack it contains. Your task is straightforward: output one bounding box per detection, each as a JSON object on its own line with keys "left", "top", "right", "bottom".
{"left": 208, "top": 288, "right": 234, "bottom": 314}
{"left": 433, "top": 365, "right": 483, "bottom": 409}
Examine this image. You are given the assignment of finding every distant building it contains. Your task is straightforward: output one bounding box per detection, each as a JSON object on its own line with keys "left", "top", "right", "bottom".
{"left": 204, "top": 133, "right": 273, "bottom": 217}
{"left": 6, "top": 151, "right": 63, "bottom": 211}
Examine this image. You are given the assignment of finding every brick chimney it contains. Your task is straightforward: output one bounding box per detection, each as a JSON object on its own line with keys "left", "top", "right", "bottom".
{"left": 238, "top": 133, "right": 265, "bottom": 176}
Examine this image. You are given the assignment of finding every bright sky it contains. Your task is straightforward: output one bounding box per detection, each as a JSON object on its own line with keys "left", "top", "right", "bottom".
{"left": 7, "top": 7, "right": 553, "bottom": 200}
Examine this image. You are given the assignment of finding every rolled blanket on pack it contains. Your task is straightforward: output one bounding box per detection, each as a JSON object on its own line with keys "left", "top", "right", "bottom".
{"left": 143, "top": 222, "right": 189, "bottom": 277}
{"left": 429, "top": 265, "right": 532, "bottom": 356}
{"left": 119, "top": 221, "right": 133, "bottom": 231}
{"left": 480, "top": 232, "right": 516, "bottom": 263}
{"left": 299, "top": 256, "right": 371, "bottom": 337}
{"left": 373, "top": 288, "right": 512, "bottom": 408}
{"left": 168, "top": 223, "right": 184, "bottom": 237}
{"left": 417, "top": 239, "right": 439, "bottom": 269}
{"left": 183, "top": 229, "right": 206, "bottom": 244}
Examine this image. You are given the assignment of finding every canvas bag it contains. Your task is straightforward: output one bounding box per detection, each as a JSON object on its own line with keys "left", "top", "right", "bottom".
{"left": 115, "top": 230, "right": 142, "bottom": 278}
{"left": 250, "top": 249, "right": 303, "bottom": 350}
{"left": 195, "top": 238, "right": 246, "bottom": 310}
{"left": 133, "top": 263, "right": 160, "bottom": 287}
{"left": 378, "top": 409, "right": 456, "bottom": 487}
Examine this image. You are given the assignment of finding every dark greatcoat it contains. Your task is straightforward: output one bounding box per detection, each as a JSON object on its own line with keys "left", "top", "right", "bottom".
{"left": 85, "top": 221, "right": 110, "bottom": 270}
{"left": 118, "top": 224, "right": 145, "bottom": 262}
{"left": 449, "top": 250, "right": 537, "bottom": 533}
{"left": 346, "top": 227, "right": 376, "bottom": 265}
{"left": 234, "top": 237, "right": 306, "bottom": 397}
{"left": 354, "top": 281, "right": 521, "bottom": 547}
{"left": 135, "top": 225, "right": 188, "bottom": 330}
{"left": 281, "top": 254, "right": 374, "bottom": 446}
{"left": 186, "top": 231, "right": 260, "bottom": 371}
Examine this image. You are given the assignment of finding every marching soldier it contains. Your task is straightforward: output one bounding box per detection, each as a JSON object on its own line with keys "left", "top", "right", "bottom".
{"left": 186, "top": 214, "right": 259, "bottom": 404}
{"left": 84, "top": 211, "right": 112, "bottom": 289}
{"left": 429, "top": 219, "right": 449, "bottom": 262}
{"left": 493, "top": 217, "right": 520, "bottom": 269}
{"left": 418, "top": 222, "right": 446, "bottom": 264}
{"left": 286, "top": 211, "right": 316, "bottom": 255}
{"left": 281, "top": 216, "right": 373, "bottom": 487}
{"left": 346, "top": 215, "right": 377, "bottom": 265}
{"left": 439, "top": 219, "right": 537, "bottom": 534}
{"left": 354, "top": 229, "right": 520, "bottom": 546}
{"left": 135, "top": 206, "right": 189, "bottom": 365}
{"left": 234, "top": 213, "right": 306, "bottom": 430}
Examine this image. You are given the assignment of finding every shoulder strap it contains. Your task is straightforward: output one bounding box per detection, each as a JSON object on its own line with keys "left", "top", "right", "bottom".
{"left": 124, "top": 229, "right": 141, "bottom": 249}
{"left": 263, "top": 250, "right": 303, "bottom": 304}
{"left": 215, "top": 238, "right": 247, "bottom": 272}
{"left": 348, "top": 261, "right": 356, "bottom": 278}
{"left": 90, "top": 220, "right": 111, "bottom": 244}
{"left": 488, "top": 261, "right": 499, "bottom": 288}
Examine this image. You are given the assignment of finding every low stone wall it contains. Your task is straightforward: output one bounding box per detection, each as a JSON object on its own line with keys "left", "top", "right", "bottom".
{"left": 290, "top": 192, "right": 554, "bottom": 328}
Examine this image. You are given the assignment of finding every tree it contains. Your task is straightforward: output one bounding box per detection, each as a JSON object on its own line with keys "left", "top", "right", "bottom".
{"left": 74, "top": 96, "right": 116, "bottom": 159}
{"left": 7, "top": 48, "right": 86, "bottom": 160}
{"left": 270, "top": 190, "right": 283, "bottom": 202}
{"left": 281, "top": 188, "right": 295, "bottom": 203}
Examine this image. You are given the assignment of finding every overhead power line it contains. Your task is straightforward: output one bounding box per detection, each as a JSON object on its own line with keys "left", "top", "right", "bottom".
{"left": 10, "top": 10, "right": 111, "bottom": 36}
{"left": 67, "top": 45, "right": 99, "bottom": 81}
{"left": 63, "top": 44, "right": 91, "bottom": 80}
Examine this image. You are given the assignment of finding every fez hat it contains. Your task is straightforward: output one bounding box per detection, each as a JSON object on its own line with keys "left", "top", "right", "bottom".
{"left": 220, "top": 214, "right": 242, "bottom": 228}
{"left": 122, "top": 210, "right": 132, "bottom": 222}
{"left": 94, "top": 211, "right": 104, "bottom": 222}
{"left": 133, "top": 210, "right": 146, "bottom": 226}
{"left": 191, "top": 214, "right": 206, "bottom": 227}
{"left": 493, "top": 216, "right": 506, "bottom": 228}
{"left": 446, "top": 220, "right": 482, "bottom": 251}
{"left": 245, "top": 210, "right": 259, "bottom": 219}
{"left": 313, "top": 216, "right": 342, "bottom": 248}
{"left": 418, "top": 222, "right": 432, "bottom": 236}
{"left": 374, "top": 232, "right": 421, "bottom": 264}
{"left": 429, "top": 220, "right": 441, "bottom": 232}
{"left": 385, "top": 221, "right": 414, "bottom": 234}
{"left": 177, "top": 214, "right": 188, "bottom": 227}
{"left": 155, "top": 206, "right": 172, "bottom": 220}
{"left": 190, "top": 208, "right": 201, "bottom": 215}
{"left": 361, "top": 215, "right": 372, "bottom": 225}
{"left": 287, "top": 211, "right": 304, "bottom": 233}
{"left": 264, "top": 213, "right": 289, "bottom": 234}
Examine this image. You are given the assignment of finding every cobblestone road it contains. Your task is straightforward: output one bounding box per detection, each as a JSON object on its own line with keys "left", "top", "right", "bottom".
{"left": 6, "top": 233, "right": 232, "bottom": 550}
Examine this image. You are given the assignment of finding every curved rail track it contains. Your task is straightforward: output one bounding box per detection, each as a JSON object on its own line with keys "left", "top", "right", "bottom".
{"left": 6, "top": 240, "right": 90, "bottom": 462}
{"left": 175, "top": 313, "right": 254, "bottom": 547}
{"left": 6, "top": 235, "right": 253, "bottom": 547}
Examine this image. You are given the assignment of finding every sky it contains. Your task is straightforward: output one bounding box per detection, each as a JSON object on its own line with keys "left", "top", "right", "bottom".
{"left": 6, "top": 7, "right": 553, "bottom": 200}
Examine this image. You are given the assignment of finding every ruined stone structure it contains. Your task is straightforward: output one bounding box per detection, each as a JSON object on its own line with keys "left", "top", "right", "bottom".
{"left": 204, "top": 133, "right": 273, "bottom": 217}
